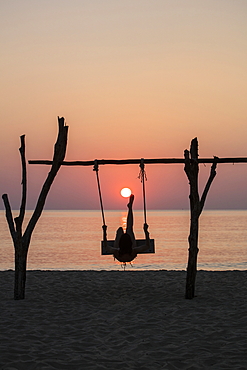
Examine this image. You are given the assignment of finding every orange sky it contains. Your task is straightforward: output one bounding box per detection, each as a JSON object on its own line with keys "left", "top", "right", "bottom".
{"left": 1, "top": 1, "right": 247, "bottom": 210}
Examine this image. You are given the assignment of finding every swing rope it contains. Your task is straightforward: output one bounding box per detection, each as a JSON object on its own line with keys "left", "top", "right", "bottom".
{"left": 139, "top": 158, "right": 147, "bottom": 225}
{"left": 93, "top": 160, "right": 106, "bottom": 226}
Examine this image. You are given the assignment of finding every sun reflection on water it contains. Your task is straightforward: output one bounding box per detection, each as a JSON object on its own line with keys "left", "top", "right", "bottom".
{"left": 121, "top": 214, "right": 127, "bottom": 231}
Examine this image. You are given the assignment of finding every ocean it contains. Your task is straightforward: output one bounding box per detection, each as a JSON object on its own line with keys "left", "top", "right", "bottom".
{"left": 0, "top": 210, "right": 247, "bottom": 271}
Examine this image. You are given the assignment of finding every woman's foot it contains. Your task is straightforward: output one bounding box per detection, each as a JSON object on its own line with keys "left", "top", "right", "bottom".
{"left": 127, "top": 194, "right": 134, "bottom": 208}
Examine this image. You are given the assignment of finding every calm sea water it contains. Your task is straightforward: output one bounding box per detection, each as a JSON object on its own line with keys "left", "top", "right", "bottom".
{"left": 0, "top": 210, "right": 247, "bottom": 271}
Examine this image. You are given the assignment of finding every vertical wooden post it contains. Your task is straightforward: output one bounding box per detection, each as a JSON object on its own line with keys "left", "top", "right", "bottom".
{"left": 184, "top": 138, "right": 217, "bottom": 299}
{"left": 2, "top": 117, "right": 68, "bottom": 300}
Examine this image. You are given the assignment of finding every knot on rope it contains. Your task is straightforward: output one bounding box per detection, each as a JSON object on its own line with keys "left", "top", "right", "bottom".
{"left": 93, "top": 159, "right": 99, "bottom": 172}
{"left": 138, "top": 158, "right": 147, "bottom": 182}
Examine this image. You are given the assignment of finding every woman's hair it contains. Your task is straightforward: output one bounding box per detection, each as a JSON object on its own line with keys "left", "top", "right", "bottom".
{"left": 119, "top": 233, "right": 133, "bottom": 256}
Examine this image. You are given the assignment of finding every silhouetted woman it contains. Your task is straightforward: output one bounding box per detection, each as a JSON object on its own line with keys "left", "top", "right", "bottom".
{"left": 102, "top": 194, "right": 150, "bottom": 263}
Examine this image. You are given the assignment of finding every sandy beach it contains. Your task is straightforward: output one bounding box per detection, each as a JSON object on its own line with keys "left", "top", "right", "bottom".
{"left": 0, "top": 270, "right": 246, "bottom": 369}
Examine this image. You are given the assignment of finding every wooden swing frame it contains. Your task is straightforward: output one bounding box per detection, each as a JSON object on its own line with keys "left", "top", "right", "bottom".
{"left": 29, "top": 143, "right": 247, "bottom": 298}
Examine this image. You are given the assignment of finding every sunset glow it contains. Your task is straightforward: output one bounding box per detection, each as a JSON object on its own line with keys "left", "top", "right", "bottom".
{"left": 1, "top": 1, "right": 247, "bottom": 210}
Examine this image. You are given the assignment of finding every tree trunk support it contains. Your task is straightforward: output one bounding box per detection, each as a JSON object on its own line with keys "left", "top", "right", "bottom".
{"left": 2, "top": 117, "right": 68, "bottom": 300}
{"left": 184, "top": 138, "right": 218, "bottom": 299}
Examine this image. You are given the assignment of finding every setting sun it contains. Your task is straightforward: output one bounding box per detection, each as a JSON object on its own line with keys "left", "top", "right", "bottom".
{"left": 120, "top": 187, "right": 132, "bottom": 198}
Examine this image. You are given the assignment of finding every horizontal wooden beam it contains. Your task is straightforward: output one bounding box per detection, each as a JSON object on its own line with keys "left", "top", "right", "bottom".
{"left": 28, "top": 157, "right": 247, "bottom": 166}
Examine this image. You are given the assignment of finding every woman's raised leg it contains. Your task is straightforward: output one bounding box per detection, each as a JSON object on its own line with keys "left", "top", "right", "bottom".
{"left": 126, "top": 195, "right": 136, "bottom": 245}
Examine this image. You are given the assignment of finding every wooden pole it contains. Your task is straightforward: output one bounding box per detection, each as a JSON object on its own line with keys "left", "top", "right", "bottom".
{"left": 2, "top": 117, "right": 68, "bottom": 300}
{"left": 184, "top": 138, "right": 218, "bottom": 299}
{"left": 29, "top": 157, "right": 247, "bottom": 166}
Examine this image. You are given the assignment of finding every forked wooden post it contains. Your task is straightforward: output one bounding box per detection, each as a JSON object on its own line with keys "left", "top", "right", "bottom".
{"left": 184, "top": 138, "right": 218, "bottom": 299}
{"left": 2, "top": 117, "right": 68, "bottom": 300}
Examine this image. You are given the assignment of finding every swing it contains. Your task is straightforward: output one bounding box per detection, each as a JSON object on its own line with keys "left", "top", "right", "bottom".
{"left": 93, "top": 159, "right": 155, "bottom": 255}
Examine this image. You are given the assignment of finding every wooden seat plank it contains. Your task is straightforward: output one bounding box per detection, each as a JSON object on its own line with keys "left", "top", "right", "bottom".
{"left": 101, "top": 239, "right": 155, "bottom": 255}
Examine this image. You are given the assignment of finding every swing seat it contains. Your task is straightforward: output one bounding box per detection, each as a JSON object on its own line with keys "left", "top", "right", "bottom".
{"left": 101, "top": 239, "right": 155, "bottom": 255}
